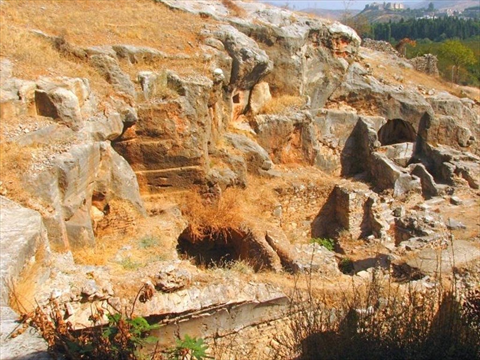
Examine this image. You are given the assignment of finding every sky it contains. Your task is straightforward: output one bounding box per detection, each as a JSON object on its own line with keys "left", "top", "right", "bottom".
{"left": 262, "top": 0, "right": 427, "bottom": 10}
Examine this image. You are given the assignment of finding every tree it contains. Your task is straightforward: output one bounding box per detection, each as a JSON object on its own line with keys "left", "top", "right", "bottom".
{"left": 439, "top": 39, "right": 477, "bottom": 83}
{"left": 428, "top": 2, "right": 435, "bottom": 12}
{"left": 345, "top": 14, "right": 371, "bottom": 38}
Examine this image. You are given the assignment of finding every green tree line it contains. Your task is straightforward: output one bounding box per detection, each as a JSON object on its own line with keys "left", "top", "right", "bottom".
{"left": 371, "top": 17, "right": 480, "bottom": 42}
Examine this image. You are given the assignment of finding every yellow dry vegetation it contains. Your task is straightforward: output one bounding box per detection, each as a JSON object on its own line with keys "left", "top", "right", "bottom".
{"left": 1, "top": 0, "right": 207, "bottom": 53}
{"left": 260, "top": 95, "right": 305, "bottom": 115}
{"left": 366, "top": 53, "right": 471, "bottom": 100}
{"left": 0, "top": 141, "right": 37, "bottom": 207}
{"left": 181, "top": 187, "right": 248, "bottom": 239}
{"left": 0, "top": 0, "right": 215, "bottom": 90}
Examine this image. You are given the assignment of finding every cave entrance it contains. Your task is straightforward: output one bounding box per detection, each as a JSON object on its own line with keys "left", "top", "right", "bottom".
{"left": 378, "top": 119, "right": 416, "bottom": 146}
{"left": 177, "top": 227, "right": 262, "bottom": 271}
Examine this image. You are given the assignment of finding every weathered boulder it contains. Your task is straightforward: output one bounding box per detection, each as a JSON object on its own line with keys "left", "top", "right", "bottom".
{"left": 405, "top": 240, "right": 480, "bottom": 275}
{"left": 0, "top": 197, "right": 49, "bottom": 305}
{"left": 418, "top": 143, "right": 480, "bottom": 189}
{"left": 252, "top": 111, "right": 314, "bottom": 164}
{"left": 249, "top": 81, "right": 272, "bottom": 115}
{"left": 213, "top": 24, "right": 273, "bottom": 91}
{"left": 410, "top": 163, "right": 440, "bottom": 198}
{"left": 0, "top": 306, "right": 50, "bottom": 360}
{"left": 370, "top": 152, "right": 421, "bottom": 196}
{"left": 380, "top": 142, "right": 415, "bottom": 167}
{"left": 89, "top": 54, "right": 136, "bottom": 97}
{"left": 112, "top": 44, "right": 166, "bottom": 65}
{"left": 160, "top": 0, "right": 359, "bottom": 109}
{"left": 265, "top": 228, "right": 339, "bottom": 275}
{"left": 224, "top": 133, "right": 273, "bottom": 173}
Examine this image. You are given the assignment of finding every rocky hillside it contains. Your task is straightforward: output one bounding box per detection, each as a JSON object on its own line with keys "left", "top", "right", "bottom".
{"left": 1, "top": 0, "right": 479, "bottom": 358}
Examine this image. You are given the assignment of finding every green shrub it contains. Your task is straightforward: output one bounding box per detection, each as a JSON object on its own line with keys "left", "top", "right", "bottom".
{"left": 339, "top": 257, "right": 354, "bottom": 274}
{"left": 167, "top": 335, "right": 211, "bottom": 360}
{"left": 310, "top": 238, "right": 336, "bottom": 251}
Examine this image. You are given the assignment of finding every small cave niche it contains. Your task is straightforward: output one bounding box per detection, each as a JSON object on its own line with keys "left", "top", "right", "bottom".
{"left": 232, "top": 93, "right": 241, "bottom": 104}
{"left": 378, "top": 119, "right": 417, "bottom": 146}
{"left": 177, "top": 227, "right": 261, "bottom": 271}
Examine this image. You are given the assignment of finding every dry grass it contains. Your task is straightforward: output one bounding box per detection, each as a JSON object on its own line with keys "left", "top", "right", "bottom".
{"left": 1, "top": 0, "right": 207, "bottom": 54}
{"left": 0, "top": 0, "right": 215, "bottom": 92}
{"left": 0, "top": 141, "right": 42, "bottom": 209}
{"left": 72, "top": 213, "right": 174, "bottom": 268}
{"left": 0, "top": 25, "right": 111, "bottom": 95}
{"left": 260, "top": 95, "right": 305, "bottom": 115}
{"left": 181, "top": 187, "right": 248, "bottom": 239}
{"left": 273, "top": 271, "right": 480, "bottom": 360}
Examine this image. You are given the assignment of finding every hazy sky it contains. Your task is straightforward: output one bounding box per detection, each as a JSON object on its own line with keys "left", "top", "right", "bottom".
{"left": 262, "top": 1, "right": 426, "bottom": 10}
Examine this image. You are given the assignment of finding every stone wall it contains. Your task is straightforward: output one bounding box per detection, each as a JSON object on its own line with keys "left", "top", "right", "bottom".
{"left": 410, "top": 54, "right": 439, "bottom": 76}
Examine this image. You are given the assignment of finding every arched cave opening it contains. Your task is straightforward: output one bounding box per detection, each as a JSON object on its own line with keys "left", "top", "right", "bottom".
{"left": 378, "top": 119, "right": 417, "bottom": 146}
{"left": 177, "top": 227, "right": 263, "bottom": 271}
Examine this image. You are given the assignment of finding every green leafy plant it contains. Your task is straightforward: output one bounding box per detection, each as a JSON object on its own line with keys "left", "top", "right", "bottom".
{"left": 310, "top": 237, "right": 336, "bottom": 252}
{"left": 167, "top": 335, "right": 211, "bottom": 360}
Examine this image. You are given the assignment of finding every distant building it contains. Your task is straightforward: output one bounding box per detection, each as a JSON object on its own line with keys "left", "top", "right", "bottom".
{"left": 365, "top": 2, "right": 405, "bottom": 11}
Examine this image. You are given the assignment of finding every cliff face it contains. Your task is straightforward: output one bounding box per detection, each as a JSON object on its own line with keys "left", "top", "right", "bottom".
{"left": 1, "top": 0, "right": 479, "bottom": 358}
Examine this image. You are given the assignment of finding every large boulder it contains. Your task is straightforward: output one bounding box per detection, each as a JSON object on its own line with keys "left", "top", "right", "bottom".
{"left": 224, "top": 133, "right": 273, "bottom": 174}
{"left": 0, "top": 197, "right": 49, "bottom": 304}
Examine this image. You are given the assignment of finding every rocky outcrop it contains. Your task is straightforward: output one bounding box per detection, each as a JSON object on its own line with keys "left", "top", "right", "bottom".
{"left": 2, "top": 66, "right": 145, "bottom": 249}
{"left": 0, "top": 197, "right": 49, "bottom": 305}
{"left": 160, "top": 0, "right": 360, "bottom": 109}
{"left": 330, "top": 62, "right": 433, "bottom": 128}
{"left": 252, "top": 111, "right": 315, "bottom": 164}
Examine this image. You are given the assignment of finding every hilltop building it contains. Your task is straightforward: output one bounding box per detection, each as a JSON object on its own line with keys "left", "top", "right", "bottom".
{"left": 365, "top": 2, "right": 405, "bottom": 11}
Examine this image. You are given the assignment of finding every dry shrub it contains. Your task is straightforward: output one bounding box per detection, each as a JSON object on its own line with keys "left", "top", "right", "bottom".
{"left": 221, "top": 0, "right": 247, "bottom": 18}
{"left": 260, "top": 95, "right": 305, "bottom": 115}
{"left": 181, "top": 187, "right": 247, "bottom": 240}
{"left": 273, "top": 271, "right": 480, "bottom": 360}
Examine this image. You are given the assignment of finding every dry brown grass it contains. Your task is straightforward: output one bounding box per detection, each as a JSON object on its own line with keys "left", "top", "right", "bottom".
{"left": 0, "top": 25, "right": 111, "bottom": 94}
{"left": 0, "top": 141, "right": 38, "bottom": 207}
{"left": 71, "top": 202, "right": 174, "bottom": 268}
{"left": 0, "top": 0, "right": 215, "bottom": 91}
{"left": 1, "top": 0, "right": 207, "bottom": 54}
{"left": 260, "top": 95, "right": 305, "bottom": 115}
{"left": 181, "top": 187, "right": 248, "bottom": 239}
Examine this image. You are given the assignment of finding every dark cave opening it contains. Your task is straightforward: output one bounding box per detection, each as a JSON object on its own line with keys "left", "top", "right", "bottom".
{"left": 378, "top": 119, "right": 417, "bottom": 146}
{"left": 177, "top": 227, "right": 255, "bottom": 269}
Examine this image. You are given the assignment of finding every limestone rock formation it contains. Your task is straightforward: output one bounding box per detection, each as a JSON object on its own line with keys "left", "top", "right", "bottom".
{"left": 1, "top": 1, "right": 480, "bottom": 358}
